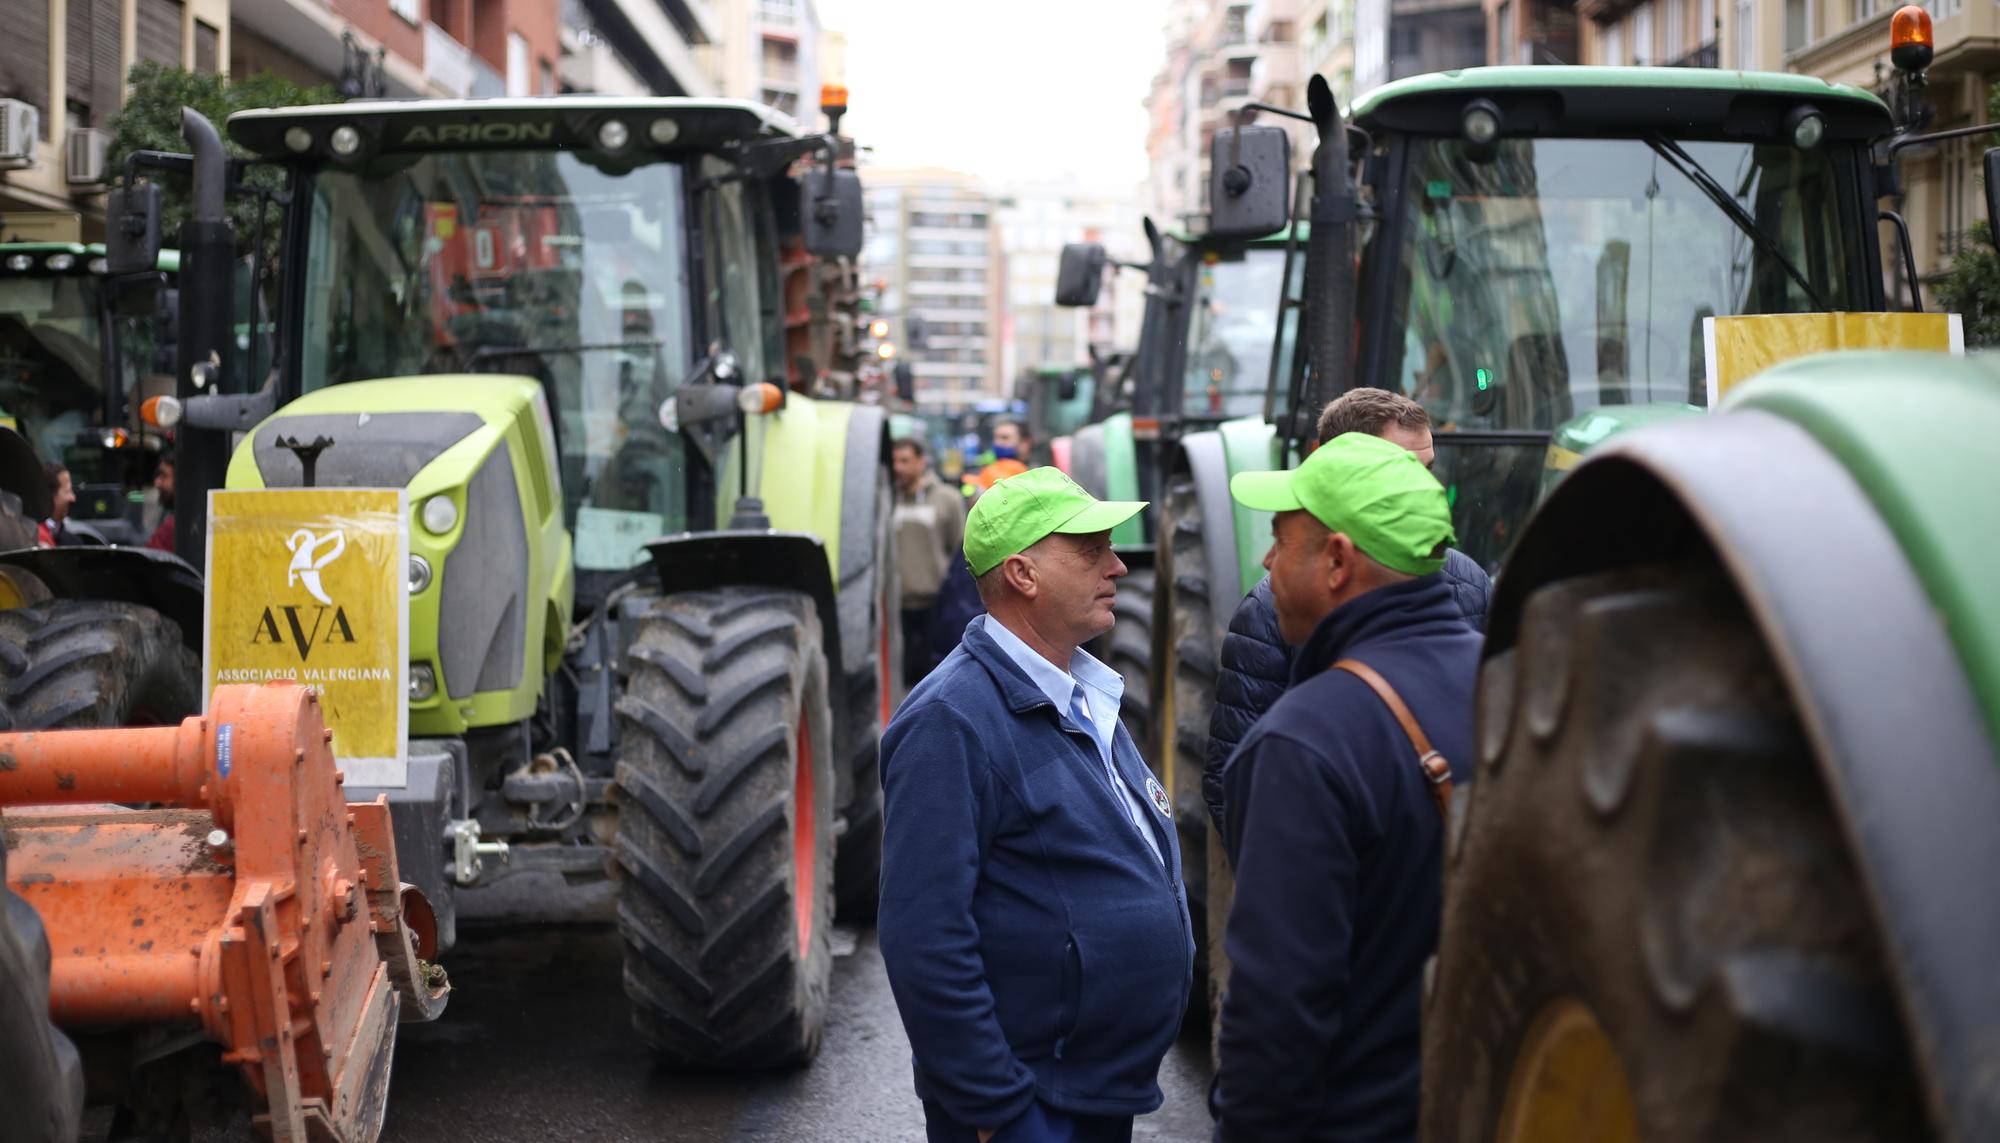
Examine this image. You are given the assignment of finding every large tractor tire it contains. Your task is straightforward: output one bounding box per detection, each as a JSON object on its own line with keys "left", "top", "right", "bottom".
{"left": 1159, "top": 475, "right": 1225, "bottom": 1034}
{"left": 1423, "top": 564, "right": 1928, "bottom": 1140}
{"left": 1102, "top": 565, "right": 1154, "bottom": 761}
{"left": 0, "top": 830, "right": 85, "bottom": 1143}
{"left": 613, "top": 587, "right": 836, "bottom": 1068}
{"left": 0, "top": 599, "right": 201, "bottom": 729}
{"left": 832, "top": 464, "right": 901, "bottom": 921}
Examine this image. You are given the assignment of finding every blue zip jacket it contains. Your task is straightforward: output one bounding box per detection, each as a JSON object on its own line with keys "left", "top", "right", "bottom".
{"left": 1212, "top": 575, "right": 1480, "bottom": 1141}
{"left": 1203, "top": 550, "right": 1489, "bottom": 841}
{"left": 878, "top": 615, "right": 1194, "bottom": 1128}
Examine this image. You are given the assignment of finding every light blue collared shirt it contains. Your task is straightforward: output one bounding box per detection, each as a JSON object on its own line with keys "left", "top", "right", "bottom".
{"left": 985, "top": 618, "right": 1165, "bottom": 865}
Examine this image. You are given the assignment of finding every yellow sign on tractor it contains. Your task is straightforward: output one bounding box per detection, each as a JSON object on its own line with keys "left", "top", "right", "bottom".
{"left": 204, "top": 488, "right": 409, "bottom": 786}
{"left": 1703, "top": 312, "right": 1963, "bottom": 405}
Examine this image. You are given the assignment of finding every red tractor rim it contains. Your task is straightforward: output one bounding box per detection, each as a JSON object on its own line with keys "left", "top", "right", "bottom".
{"left": 792, "top": 710, "right": 815, "bottom": 958}
{"left": 879, "top": 587, "right": 893, "bottom": 728}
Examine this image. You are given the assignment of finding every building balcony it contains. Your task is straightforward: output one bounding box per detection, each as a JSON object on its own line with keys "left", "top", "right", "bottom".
{"left": 424, "top": 22, "right": 475, "bottom": 97}
{"left": 1667, "top": 40, "right": 1719, "bottom": 67}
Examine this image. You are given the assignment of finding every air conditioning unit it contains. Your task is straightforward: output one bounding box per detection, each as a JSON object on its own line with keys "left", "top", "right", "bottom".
{"left": 0, "top": 99, "right": 40, "bottom": 170}
{"left": 66, "top": 127, "right": 109, "bottom": 185}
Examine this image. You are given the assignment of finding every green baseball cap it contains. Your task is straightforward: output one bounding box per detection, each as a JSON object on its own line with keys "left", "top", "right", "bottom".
{"left": 963, "top": 467, "right": 1147, "bottom": 576}
{"left": 1229, "top": 432, "right": 1457, "bottom": 576}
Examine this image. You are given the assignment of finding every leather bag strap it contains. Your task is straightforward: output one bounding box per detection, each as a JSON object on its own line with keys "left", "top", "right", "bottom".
{"left": 1329, "top": 658, "right": 1454, "bottom": 820}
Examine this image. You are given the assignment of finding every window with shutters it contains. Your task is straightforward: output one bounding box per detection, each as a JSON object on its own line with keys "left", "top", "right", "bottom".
{"left": 66, "top": 0, "right": 123, "bottom": 129}
{"left": 507, "top": 32, "right": 530, "bottom": 96}
{"left": 194, "top": 20, "right": 219, "bottom": 73}
{"left": 137, "top": 0, "right": 185, "bottom": 67}
{"left": 1634, "top": 1, "right": 1654, "bottom": 62}
{"left": 1, "top": 0, "right": 51, "bottom": 139}
{"left": 1735, "top": 0, "right": 1753, "bottom": 66}
{"left": 1665, "top": 0, "right": 1685, "bottom": 58}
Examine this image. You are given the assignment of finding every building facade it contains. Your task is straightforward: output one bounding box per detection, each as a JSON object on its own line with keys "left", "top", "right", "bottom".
{"left": 558, "top": 0, "right": 715, "bottom": 96}
{"left": 2, "top": 0, "right": 233, "bottom": 231}
{"left": 993, "top": 180, "right": 1147, "bottom": 386}
{"left": 865, "top": 168, "right": 1004, "bottom": 410}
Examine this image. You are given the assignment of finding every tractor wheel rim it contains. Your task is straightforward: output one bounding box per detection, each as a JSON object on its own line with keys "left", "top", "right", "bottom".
{"left": 879, "top": 587, "right": 892, "bottom": 728}
{"left": 1496, "top": 996, "right": 1639, "bottom": 1143}
{"left": 792, "top": 710, "right": 815, "bottom": 958}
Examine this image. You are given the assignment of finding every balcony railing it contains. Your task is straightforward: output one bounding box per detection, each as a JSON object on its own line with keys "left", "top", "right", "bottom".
{"left": 1668, "top": 40, "right": 1720, "bottom": 67}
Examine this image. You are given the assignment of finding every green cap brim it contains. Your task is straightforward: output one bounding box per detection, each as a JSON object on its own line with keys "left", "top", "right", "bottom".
{"left": 1053, "top": 498, "right": 1147, "bottom": 536}
{"left": 1229, "top": 469, "right": 1302, "bottom": 513}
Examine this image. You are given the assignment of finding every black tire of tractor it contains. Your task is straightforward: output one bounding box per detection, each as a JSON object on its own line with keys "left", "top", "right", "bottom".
{"left": 0, "top": 826, "right": 86, "bottom": 1143}
{"left": 1102, "top": 566, "right": 1154, "bottom": 762}
{"left": 833, "top": 466, "right": 901, "bottom": 922}
{"left": 1161, "top": 476, "right": 1221, "bottom": 1036}
{"left": 1422, "top": 564, "right": 1929, "bottom": 1141}
{"left": 613, "top": 587, "right": 837, "bottom": 1068}
{"left": 0, "top": 600, "right": 202, "bottom": 729}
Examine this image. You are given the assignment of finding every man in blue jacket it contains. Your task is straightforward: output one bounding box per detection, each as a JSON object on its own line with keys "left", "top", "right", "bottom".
{"left": 1211, "top": 434, "right": 1481, "bottom": 1141}
{"left": 879, "top": 467, "right": 1194, "bottom": 1143}
{"left": 1203, "top": 387, "right": 1489, "bottom": 840}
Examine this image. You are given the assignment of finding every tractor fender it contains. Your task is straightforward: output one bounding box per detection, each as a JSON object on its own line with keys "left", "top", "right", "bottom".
{"left": 0, "top": 547, "right": 204, "bottom": 651}
{"left": 643, "top": 531, "right": 847, "bottom": 720}
{"left": 1069, "top": 423, "right": 1108, "bottom": 501}
{"left": 1171, "top": 429, "right": 1248, "bottom": 630}
{"left": 1487, "top": 409, "right": 2000, "bottom": 1142}
{"left": 835, "top": 402, "right": 890, "bottom": 678}
{"left": 0, "top": 427, "right": 52, "bottom": 521}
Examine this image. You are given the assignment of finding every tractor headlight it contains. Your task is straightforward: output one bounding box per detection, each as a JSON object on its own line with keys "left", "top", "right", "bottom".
{"left": 1787, "top": 106, "right": 1826, "bottom": 151}
{"left": 4, "top": 254, "right": 31, "bottom": 272}
{"left": 408, "top": 554, "right": 433, "bottom": 595}
{"left": 597, "top": 118, "right": 630, "bottom": 151}
{"left": 44, "top": 254, "right": 74, "bottom": 272}
{"left": 329, "top": 125, "right": 362, "bottom": 157}
{"left": 284, "top": 126, "right": 314, "bottom": 153}
{"left": 420, "top": 494, "right": 458, "bottom": 535}
{"left": 409, "top": 664, "right": 438, "bottom": 702}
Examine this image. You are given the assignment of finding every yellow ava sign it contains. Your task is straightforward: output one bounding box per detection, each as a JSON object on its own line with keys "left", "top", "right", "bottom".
{"left": 205, "top": 489, "right": 409, "bottom": 786}
{"left": 1704, "top": 312, "right": 1964, "bottom": 406}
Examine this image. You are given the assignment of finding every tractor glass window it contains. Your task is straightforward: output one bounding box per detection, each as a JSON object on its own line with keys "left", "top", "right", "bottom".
{"left": 1183, "top": 246, "right": 1289, "bottom": 420}
{"left": 301, "top": 152, "right": 696, "bottom": 566}
{"left": 700, "top": 156, "right": 769, "bottom": 387}
{"left": 1385, "top": 136, "right": 1856, "bottom": 429}
{"left": 1382, "top": 135, "right": 1857, "bottom": 572}
{"left": 0, "top": 272, "right": 112, "bottom": 475}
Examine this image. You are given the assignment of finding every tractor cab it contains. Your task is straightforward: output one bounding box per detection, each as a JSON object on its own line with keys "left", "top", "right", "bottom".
{"left": 1215, "top": 67, "right": 1897, "bottom": 571}
{"left": 0, "top": 240, "right": 177, "bottom": 540}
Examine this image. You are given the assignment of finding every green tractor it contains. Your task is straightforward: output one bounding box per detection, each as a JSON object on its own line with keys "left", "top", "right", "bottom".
{"left": 0, "top": 235, "right": 201, "bottom": 729}
{"left": 1171, "top": 60, "right": 2000, "bottom": 1054}
{"left": 114, "top": 92, "right": 896, "bottom": 1068}
{"left": 1425, "top": 351, "right": 1999, "bottom": 1139}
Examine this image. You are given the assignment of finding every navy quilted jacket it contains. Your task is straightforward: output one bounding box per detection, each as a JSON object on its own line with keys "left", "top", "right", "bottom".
{"left": 1202, "top": 550, "right": 1490, "bottom": 839}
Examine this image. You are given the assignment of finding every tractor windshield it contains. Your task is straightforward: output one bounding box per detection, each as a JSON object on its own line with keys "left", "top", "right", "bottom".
{"left": 1182, "top": 245, "right": 1293, "bottom": 420}
{"left": 0, "top": 271, "right": 113, "bottom": 471}
{"left": 1376, "top": 134, "right": 1862, "bottom": 567}
{"left": 299, "top": 151, "right": 732, "bottom": 543}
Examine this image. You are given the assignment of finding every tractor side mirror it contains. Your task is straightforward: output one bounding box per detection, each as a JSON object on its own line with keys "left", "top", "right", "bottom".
{"left": 1058, "top": 372, "right": 1080, "bottom": 402}
{"left": 804, "top": 168, "right": 864, "bottom": 258}
{"left": 1985, "top": 148, "right": 2000, "bottom": 246}
{"left": 1055, "top": 243, "right": 1106, "bottom": 307}
{"left": 1209, "top": 125, "right": 1292, "bottom": 239}
{"left": 106, "top": 182, "right": 163, "bottom": 277}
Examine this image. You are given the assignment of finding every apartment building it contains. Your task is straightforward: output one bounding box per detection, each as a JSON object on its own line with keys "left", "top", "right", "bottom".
{"left": 705, "top": 0, "right": 821, "bottom": 121}
{"left": 994, "top": 180, "right": 1146, "bottom": 384}
{"left": 1354, "top": 0, "right": 1486, "bottom": 95}
{"left": 2, "top": 0, "right": 232, "bottom": 230}
{"left": 1575, "top": 0, "right": 1734, "bottom": 68}
{"left": 1299, "top": 0, "right": 1357, "bottom": 106}
{"left": 229, "top": 0, "right": 559, "bottom": 103}
{"left": 1487, "top": 0, "right": 1581, "bottom": 64}
{"left": 559, "top": 0, "right": 715, "bottom": 96}
{"left": 865, "top": 169, "right": 1003, "bottom": 410}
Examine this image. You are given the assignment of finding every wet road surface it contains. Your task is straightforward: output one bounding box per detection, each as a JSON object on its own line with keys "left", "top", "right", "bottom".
{"left": 383, "top": 916, "right": 1216, "bottom": 1142}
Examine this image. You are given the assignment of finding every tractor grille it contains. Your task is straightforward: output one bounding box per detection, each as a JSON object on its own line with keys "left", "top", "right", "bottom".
{"left": 439, "top": 442, "right": 528, "bottom": 699}
{"left": 252, "top": 413, "right": 483, "bottom": 488}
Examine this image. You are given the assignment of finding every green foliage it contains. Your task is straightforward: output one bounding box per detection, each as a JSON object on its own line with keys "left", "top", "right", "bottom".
{"left": 1934, "top": 221, "right": 2000, "bottom": 348}
{"left": 107, "top": 63, "right": 341, "bottom": 255}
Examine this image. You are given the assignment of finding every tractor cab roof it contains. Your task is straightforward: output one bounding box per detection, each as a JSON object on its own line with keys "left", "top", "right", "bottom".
{"left": 228, "top": 96, "right": 800, "bottom": 160}
{"left": 1352, "top": 65, "right": 1892, "bottom": 142}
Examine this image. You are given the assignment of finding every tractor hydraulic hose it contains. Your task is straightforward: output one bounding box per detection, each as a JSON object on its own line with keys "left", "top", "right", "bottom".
{"left": 1298, "top": 74, "right": 1357, "bottom": 455}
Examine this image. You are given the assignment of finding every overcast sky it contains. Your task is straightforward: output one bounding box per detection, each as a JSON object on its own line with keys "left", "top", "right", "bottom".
{"left": 815, "top": 0, "right": 1168, "bottom": 191}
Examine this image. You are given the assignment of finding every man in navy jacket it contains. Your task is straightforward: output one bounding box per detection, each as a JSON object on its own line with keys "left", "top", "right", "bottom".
{"left": 879, "top": 467, "right": 1193, "bottom": 1143}
{"left": 1204, "top": 388, "right": 1489, "bottom": 841}
{"left": 1212, "top": 434, "right": 1481, "bottom": 1141}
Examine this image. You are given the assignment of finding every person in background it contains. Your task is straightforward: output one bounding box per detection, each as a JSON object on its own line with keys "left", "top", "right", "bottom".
{"left": 1211, "top": 433, "right": 1480, "bottom": 1141}
{"left": 893, "top": 436, "right": 966, "bottom": 687}
{"left": 144, "top": 455, "right": 175, "bottom": 553}
{"left": 879, "top": 467, "right": 1189, "bottom": 1143}
{"left": 36, "top": 463, "right": 73, "bottom": 548}
{"left": 971, "top": 418, "right": 1032, "bottom": 491}
{"left": 1204, "top": 387, "right": 1490, "bottom": 839}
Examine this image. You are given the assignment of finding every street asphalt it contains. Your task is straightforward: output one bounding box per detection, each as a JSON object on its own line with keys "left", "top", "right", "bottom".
{"left": 381, "top": 911, "right": 1216, "bottom": 1142}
